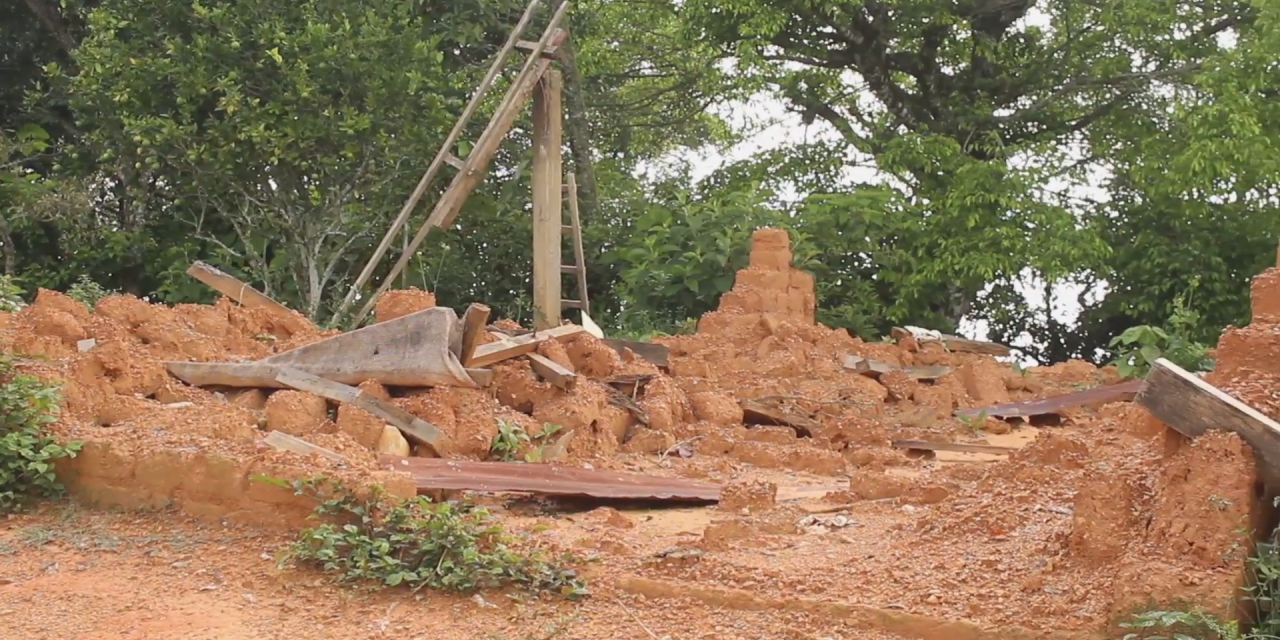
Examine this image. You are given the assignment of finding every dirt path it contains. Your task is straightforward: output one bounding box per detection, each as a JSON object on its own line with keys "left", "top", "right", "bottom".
{"left": 0, "top": 505, "right": 911, "bottom": 640}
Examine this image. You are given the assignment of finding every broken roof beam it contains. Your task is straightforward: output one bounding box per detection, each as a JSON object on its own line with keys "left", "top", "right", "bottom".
{"left": 263, "top": 430, "right": 348, "bottom": 463}
{"left": 466, "top": 323, "right": 585, "bottom": 367}
{"left": 187, "top": 261, "right": 309, "bottom": 335}
{"left": 843, "top": 355, "right": 950, "bottom": 381}
{"left": 274, "top": 367, "right": 449, "bottom": 456}
{"left": 889, "top": 326, "right": 1013, "bottom": 357}
{"left": 740, "top": 398, "right": 819, "bottom": 437}
{"left": 459, "top": 303, "right": 492, "bottom": 367}
{"left": 527, "top": 352, "right": 576, "bottom": 390}
{"left": 1137, "top": 358, "right": 1280, "bottom": 482}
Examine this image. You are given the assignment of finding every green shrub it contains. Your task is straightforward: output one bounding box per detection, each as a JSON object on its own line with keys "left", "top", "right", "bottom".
{"left": 0, "top": 275, "right": 25, "bottom": 312}
{"left": 66, "top": 275, "right": 116, "bottom": 308}
{"left": 265, "top": 476, "right": 587, "bottom": 598}
{"left": 1109, "top": 293, "right": 1214, "bottom": 378}
{"left": 0, "top": 355, "right": 81, "bottom": 512}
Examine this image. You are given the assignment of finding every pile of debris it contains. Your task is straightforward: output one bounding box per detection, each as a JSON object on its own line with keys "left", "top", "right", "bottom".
{"left": 3, "top": 228, "right": 1278, "bottom": 636}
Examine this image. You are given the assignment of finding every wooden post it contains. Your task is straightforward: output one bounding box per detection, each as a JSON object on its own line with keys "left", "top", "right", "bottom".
{"left": 531, "top": 70, "right": 564, "bottom": 330}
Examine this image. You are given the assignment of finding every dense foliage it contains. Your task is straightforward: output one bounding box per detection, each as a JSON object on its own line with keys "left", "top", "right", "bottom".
{"left": 3, "top": 0, "right": 1279, "bottom": 361}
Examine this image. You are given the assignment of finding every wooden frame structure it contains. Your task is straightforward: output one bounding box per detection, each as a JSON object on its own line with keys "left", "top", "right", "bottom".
{"left": 333, "top": 0, "right": 579, "bottom": 328}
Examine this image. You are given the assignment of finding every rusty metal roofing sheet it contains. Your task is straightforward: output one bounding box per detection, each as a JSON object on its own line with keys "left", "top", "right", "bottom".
{"left": 381, "top": 456, "right": 721, "bottom": 503}
{"left": 955, "top": 379, "right": 1143, "bottom": 420}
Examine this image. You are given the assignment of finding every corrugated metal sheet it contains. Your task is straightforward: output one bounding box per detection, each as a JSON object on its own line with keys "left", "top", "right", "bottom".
{"left": 955, "top": 379, "right": 1143, "bottom": 420}
{"left": 381, "top": 456, "right": 721, "bottom": 503}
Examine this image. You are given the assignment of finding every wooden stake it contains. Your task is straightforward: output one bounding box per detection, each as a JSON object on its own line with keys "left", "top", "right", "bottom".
{"left": 274, "top": 367, "right": 450, "bottom": 456}
{"left": 532, "top": 69, "right": 564, "bottom": 330}
{"left": 459, "top": 303, "right": 492, "bottom": 367}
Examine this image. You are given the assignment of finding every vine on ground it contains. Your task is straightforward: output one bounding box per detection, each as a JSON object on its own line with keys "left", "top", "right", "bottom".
{"left": 260, "top": 475, "right": 588, "bottom": 598}
{"left": 0, "top": 354, "right": 81, "bottom": 512}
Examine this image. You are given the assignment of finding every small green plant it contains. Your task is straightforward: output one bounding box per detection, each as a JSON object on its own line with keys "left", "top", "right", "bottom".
{"left": 956, "top": 410, "right": 989, "bottom": 436}
{"left": 66, "top": 274, "right": 115, "bottom": 308}
{"left": 1109, "top": 292, "right": 1214, "bottom": 379}
{"left": 264, "top": 476, "right": 587, "bottom": 598}
{"left": 0, "top": 354, "right": 81, "bottom": 512}
{"left": 489, "top": 420, "right": 566, "bottom": 462}
{"left": 1120, "top": 609, "right": 1244, "bottom": 639}
{"left": 0, "top": 275, "right": 25, "bottom": 312}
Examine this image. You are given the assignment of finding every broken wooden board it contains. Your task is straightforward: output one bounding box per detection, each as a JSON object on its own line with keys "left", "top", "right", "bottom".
{"left": 602, "top": 338, "right": 670, "bottom": 368}
{"left": 527, "top": 352, "right": 576, "bottom": 390}
{"left": 956, "top": 379, "right": 1143, "bottom": 421}
{"left": 274, "top": 366, "right": 449, "bottom": 455}
{"left": 381, "top": 455, "right": 721, "bottom": 502}
{"left": 260, "top": 306, "right": 475, "bottom": 387}
{"left": 187, "top": 261, "right": 309, "bottom": 335}
{"left": 889, "top": 326, "right": 1013, "bottom": 357}
{"left": 467, "top": 324, "right": 585, "bottom": 367}
{"left": 263, "top": 430, "right": 347, "bottom": 463}
{"left": 891, "top": 439, "right": 1017, "bottom": 456}
{"left": 1138, "top": 358, "right": 1280, "bottom": 478}
{"left": 842, "top": 355, "right": 950, "bottom": 381}
{"left": 580, "top": 311, "right": 605, "bottom": 339}
{"left": 740, "top": 398, "right": 819, "bottom": 437}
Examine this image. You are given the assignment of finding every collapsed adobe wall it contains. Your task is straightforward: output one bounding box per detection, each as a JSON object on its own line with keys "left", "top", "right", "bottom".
{"left": 697, "top": 227, "right": 816, "bottom": 334}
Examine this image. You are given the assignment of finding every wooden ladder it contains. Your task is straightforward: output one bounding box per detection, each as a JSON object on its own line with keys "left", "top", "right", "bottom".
{"left": 559, "top": 172, "right": 590, "bottom": 316}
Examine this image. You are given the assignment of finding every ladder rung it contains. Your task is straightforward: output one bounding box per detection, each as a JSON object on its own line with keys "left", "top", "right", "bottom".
{"left": 561, "top": 183, "right": 571, "bottom": 191}
{"left": 516, "top": 40, "right": 560, "bottom": 57}
{"left": 560, "top": 265, "right": 578, "bottom": 273}
{"left": 561, "top": 225, "right": 574, "bottom": 233}
{"left": 444, "top": 153, "right": 466, "bottom": 170}
{"left": 561, "top": 299, "right": 584, "bottom": 309}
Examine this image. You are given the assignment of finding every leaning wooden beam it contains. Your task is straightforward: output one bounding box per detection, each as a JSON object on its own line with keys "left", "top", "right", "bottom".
{"left": 166, "top": 361, "right": 493, "bottom": 390}
{"left": 467, "top": 324, "right": 585, "bottom": 367}
{"left": 528, "top": 352, "right": 576, "bottom": 390}
{"left": 187, "top": 261, "right": 308, "bottom": 334}
{"left": 275, "top": 367, "right": 449, "bottom": 456}
{"left": 459, "top": 303, "right": 492, "bottom": 367}
{"left": 580, "top": 310, "right": 604, "bottom": 339}
{"left": 263, "top": 430, "right": 347, "bottom": 463}
{"left": 1137, "top": 358, "right": 1280, "bottom": 477}
{"left": 352, "top": 18, "right": 572, "bottom": 325}
{"left": 332, "top": 0, "right": 543, "bottom": 323}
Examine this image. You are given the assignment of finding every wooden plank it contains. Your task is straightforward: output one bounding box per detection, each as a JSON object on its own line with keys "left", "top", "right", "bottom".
{"left": 527, "top": 352, "right": 576, "bottom": 390}
{"left": 274, "top": 367, "right": 449, "bottom": 456}
{"left": 889, "top": 326, "right": 1012, "bottom": 357}
{"left": 740, "top": 399, "right": 819, "bottom": 437}
{"left": 565, "top": 172, "right": 590, "bottom": 315}
{"left": 843, "top": 355, "right": 950, "bottom": 381}
{"left": 580, "top": 310, "right": 604, "bottom": 339}
{"left": 167, "top": 360, "right": 492, "bottom": 390}
{"left": 332, "top": 0, "right": 543, "bottom": 322}
{"left": 459, "top": 303, "right": 492, "bottom": 367}
{"left": 263, "top": 430, "right": 347, "bottom": 463}
{"left": 467, "top": 324, "right": 585, "bottom": 367}
{"left": 956, "top": 379, "right": 1143, "bottom": 420}
{"left": 466, "top": 368, "right": 494, "bottom": 387}
{"left": 602, "top": 338, "right": 669, "bottom": 368}
{"left": 891, "top": 439, "right": 1017, "bottom": 455}
{"left": 187, "top": 261, "right": 308, "bottom": 334}
{"left": 531, "top": 69, "right": 564, "bottom": 330}
{"left": 352, "top": 19, "right": 571, "bottom": 325}
{"left": 1137, "top": 358, "right": 1280, "bottom": 477}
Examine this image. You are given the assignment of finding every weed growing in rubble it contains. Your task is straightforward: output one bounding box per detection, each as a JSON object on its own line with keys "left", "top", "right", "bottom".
{"left": 489, "top": 420, "right": 563, "bottom": 462}
{"left": 66, "top": 275, "right": 116, "bottom": 308}
{"left": 0, "top": 355, "right": 81, "bottom": 512}
{"left": 267, "top": 476, "right": 588, "bottom": 598}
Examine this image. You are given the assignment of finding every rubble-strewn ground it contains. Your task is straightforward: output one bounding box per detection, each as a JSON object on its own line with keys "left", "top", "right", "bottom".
{"left": 2, "top": 228, "right": 1277, "bottom": 638}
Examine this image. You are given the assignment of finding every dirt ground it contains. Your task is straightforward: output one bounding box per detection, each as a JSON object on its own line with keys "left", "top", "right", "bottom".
{"left": 2, "top": 228, "right": 1279, "bottom": 639}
